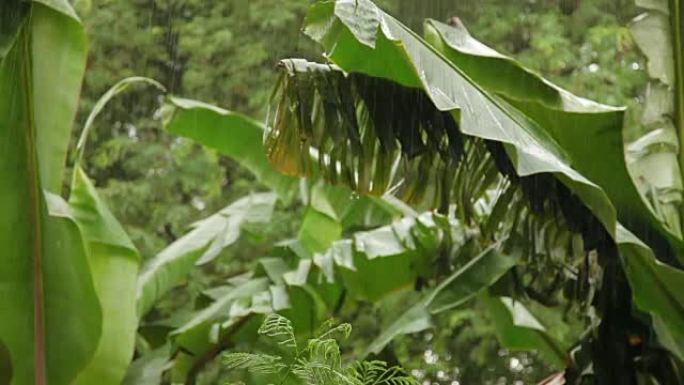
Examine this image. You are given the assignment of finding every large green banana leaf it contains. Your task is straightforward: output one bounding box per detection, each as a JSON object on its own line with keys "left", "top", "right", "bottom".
{"left": 424, "top": 15, "right": 684, "bottom": 360}
{"left": 364, "top": 246, "right": 520, "bottom": 357}
{"left": 0, "top": 2, "right": 102, "bottom": 384}
{"left": 160, "top": 97, "right": 298, "bottom": 198}
{"left": 1, "top": 3, "right": 151, "bottom": 384}
{"left": 137, "top": 192, "right": 277, "bottom": 316}
{"left": 423, "top": 18, "right": 681, "bottom": 251}
{"left": 160, "top": 96, "right": 404, "bottom": 229}
{"left": 300, "top": 0, "right": 677, "bottom": 256}
{"left": 483, "top": 295, "right": 567, "bottom": 368}
{"left": 297, "top": 1, "right": 614, "bottom": 240}
{"left": 68, "top": 76, "right": 162, "bottom": 385}
{"left": 286, "top": 0, "right": 684, "bottom": 354}
{"left": 68, "top": 168, "right": 140, "bottom": 385}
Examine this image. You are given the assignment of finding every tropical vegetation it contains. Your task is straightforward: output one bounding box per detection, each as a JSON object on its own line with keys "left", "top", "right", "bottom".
{"left": 1, "top": 0, "right": 683, "bottom": 385}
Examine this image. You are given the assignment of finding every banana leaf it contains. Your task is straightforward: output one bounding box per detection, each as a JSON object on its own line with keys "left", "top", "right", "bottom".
{"left": 0, "top": 2, "right": 102, "bottom": 384}
{"left": 270, "top": 0, "right": 684, "bottom": 355}
{"left": 137, "top": 192, "right": 277, "bottom": 316}
{"left": 160, "top": 97, "right": 298, "bottom": 199}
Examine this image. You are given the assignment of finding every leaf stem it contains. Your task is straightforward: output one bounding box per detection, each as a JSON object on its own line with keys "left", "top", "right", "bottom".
{"left": 73, "top": 77, "right": 165, "bottom": 166}
{"left": 185, "top": 315, "right": 251, "bottom": 385}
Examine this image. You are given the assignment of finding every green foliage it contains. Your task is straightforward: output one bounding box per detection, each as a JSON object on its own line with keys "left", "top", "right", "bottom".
{"left": 2, "top": 2, "right": 153, "bottom": 385}
{"left": 224, "top": 314, "right": 419, "bottom": 385}
{"left": 66, "top": 7, "right": 658, "bottom": 380}
{"left": 136, "top": 192, "right": 278, "bottom": 316}
{"left": 0, "top": 2, "right": 101, "bottom": 384}
{"left": 262, "top": 0, "right": 684, "bottom": 383}
{"left": 75, "top": 0, "right": 316, "bottom": 258}
{"left": 4, "top": 0, "right": 683, "bottom": 385}
{"left": 627, "top": 0, "right": 684, "bottom": 241}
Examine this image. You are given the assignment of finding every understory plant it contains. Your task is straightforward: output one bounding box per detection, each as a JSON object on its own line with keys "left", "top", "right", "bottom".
{"left": 223, "top": 314, "right": 419, "bottom": 385}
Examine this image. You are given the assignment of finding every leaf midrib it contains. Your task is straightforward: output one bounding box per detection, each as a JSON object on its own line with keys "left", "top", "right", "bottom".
{"left": 20, "top": 11, "right": 47, "bottom": 385}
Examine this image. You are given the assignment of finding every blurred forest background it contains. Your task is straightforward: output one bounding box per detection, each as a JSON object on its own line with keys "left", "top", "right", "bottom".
{"left": 67, "top": 0, "right": 648, "bottom": 383}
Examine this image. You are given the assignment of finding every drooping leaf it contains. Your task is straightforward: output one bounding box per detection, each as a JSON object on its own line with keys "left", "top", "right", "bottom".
{"left": 427, "top": 18, "right": 684, "bottom": 352}
{"left": 170, "top": 278, "right": 270, "bottom": 354}
{"left": 427, "top": 246, "right": 519, "bottom": 313}
{"left": 160, "top": 96, "right": 298, "bottom": 198}
{"left": 137, "top": 192, "right": 277, "bottom": 316}
{"left": 423, "top": 17, "right": 682, "bottom": 257}
{"left": 363, "top": 302, "right": 433, "bottom": 357}
{"left": 483, "top": 295, "right": 566, "bottom": 368}
{"left": 74, "top": 76, "right": 165, "bottom": 163}
{"left": 69, "top": 168, "right": 140, "bottom": 385}
{"left": 365, "top": 246, "right": 517, "bottom": 355}
{"left": 618, "top": 226, "right": 684, "bottom": 353}
{"left": 121, "top": 344, "right": 171, "bottom": 385}
{"left": 58, "top": 73, "right": 165, "bottom": 385}
{"left": 280, "top": 1, "right": 684, "bottom": 362}
{"left": 295, "top": 1, "right": 613, "bottom": 242}
{"left": 290, "top": 0, "right": 684, "bottom": 265}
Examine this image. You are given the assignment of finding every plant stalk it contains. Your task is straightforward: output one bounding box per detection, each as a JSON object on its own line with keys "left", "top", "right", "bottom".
{"left": 185, "top": 316, "right": 251, "bottom": 385}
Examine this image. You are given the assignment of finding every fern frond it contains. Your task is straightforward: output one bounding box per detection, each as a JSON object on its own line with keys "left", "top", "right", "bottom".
{"left": 352, "top": 361, "right": 420, "bottom": 385}
{"left": 293, "top": 360, "right": 362, "bottom": 385}
{"left": 258, "top": 313, "right": 298, "bottom": 352}
{"left": 223, "top": 316, "right": 417, "bottom": 385}
{"left": 317, "top": 320, "right": 352, "bottom": 341}
{"left": 306, "top": 338, "right": 343, "bottom": 369}
{"left": 222, "top": 352, "right": 287, "bottom": 374}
